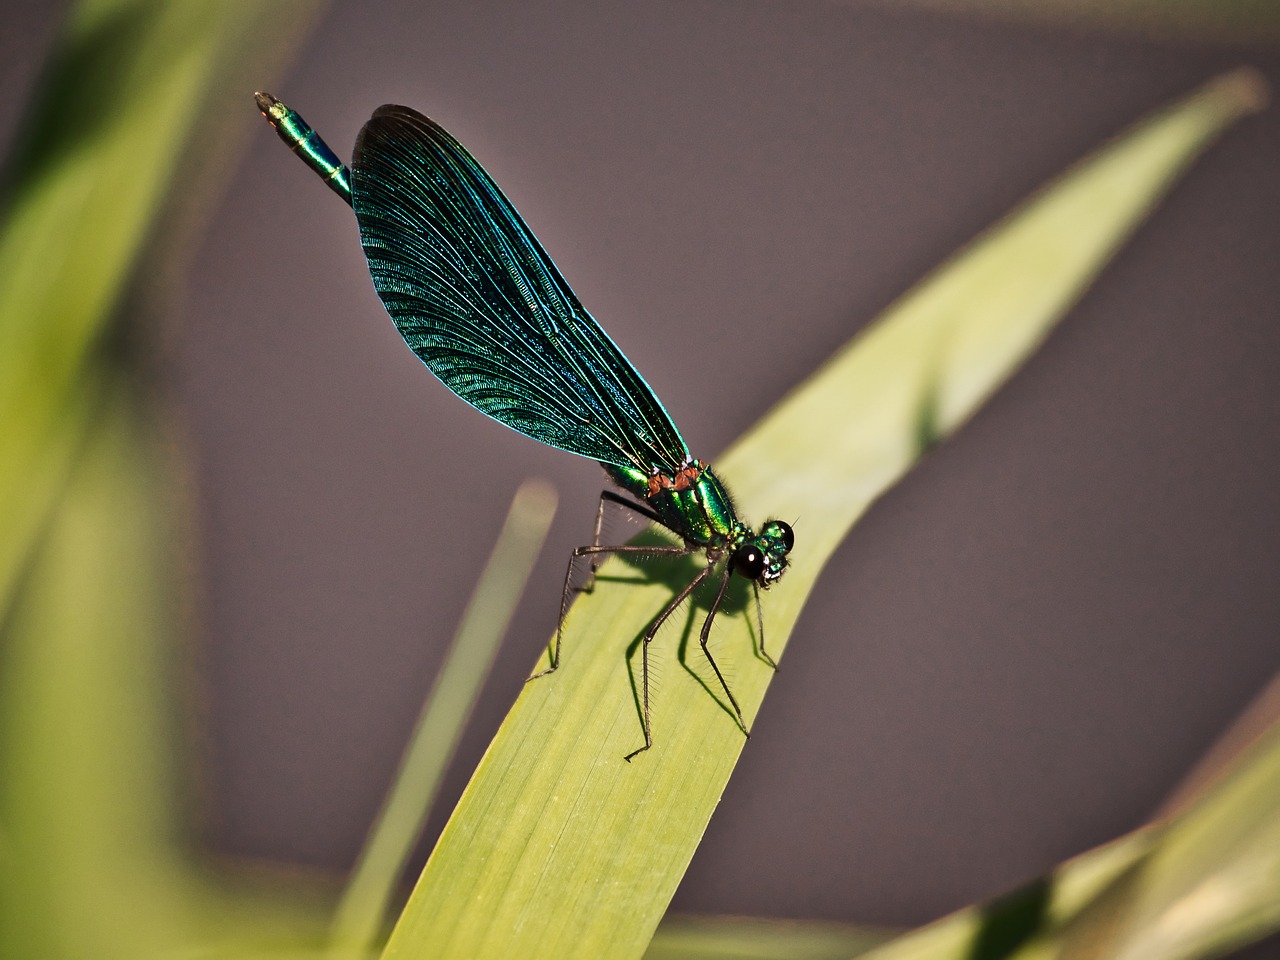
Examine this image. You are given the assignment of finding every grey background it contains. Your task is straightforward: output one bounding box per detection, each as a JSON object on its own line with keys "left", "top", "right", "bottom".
{"left": 8, "top": 0, "right": 1280, "bottom": 933}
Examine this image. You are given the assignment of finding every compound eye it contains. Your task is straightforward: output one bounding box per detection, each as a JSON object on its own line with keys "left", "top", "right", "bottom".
{"left": 732, "top": 544, "right": 765, "bottom": 580}
{"left": 769, "top": 520, "right": 795, "bottom": 554}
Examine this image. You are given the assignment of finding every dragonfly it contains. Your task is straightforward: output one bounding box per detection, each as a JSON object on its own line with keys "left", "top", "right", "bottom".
{"left": 255, "top": 92, "right": 794, "bottom": 760}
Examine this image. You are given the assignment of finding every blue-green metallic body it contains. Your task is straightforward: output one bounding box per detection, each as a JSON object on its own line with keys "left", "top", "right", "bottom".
{"left": 256, "top": 91, "right": 796, "bottom": 755}
{"left": 256, "top": 92, "right": 352, "bottom": 203}
{"left": 254, "top": 93, "right": 793, "bottom": 587}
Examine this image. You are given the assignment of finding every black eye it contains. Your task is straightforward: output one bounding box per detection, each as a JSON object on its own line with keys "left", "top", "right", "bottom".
{"left": 768, "top": 520, "right": 794, "bottom": 554}
{"left": 732, "top": 544, "right": 765, "bottom": 580}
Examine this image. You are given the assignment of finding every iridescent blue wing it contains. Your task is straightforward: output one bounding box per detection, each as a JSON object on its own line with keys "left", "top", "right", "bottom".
{"left": 351, "top": 105, "right": 690, "bottom": 473}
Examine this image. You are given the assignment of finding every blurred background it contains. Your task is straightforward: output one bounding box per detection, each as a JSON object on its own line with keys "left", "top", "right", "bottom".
{"left": 3, "top": 0, "right": 1278, "bottom": 943}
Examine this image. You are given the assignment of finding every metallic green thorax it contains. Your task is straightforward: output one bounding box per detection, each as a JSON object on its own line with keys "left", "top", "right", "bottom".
{"left": 255, "top": 92, "right": 353, "bottom": 204}
{"left": 604, "top": 461, "right": 790, "bottom": 585}
{"left": 606, "top": 461, "right": 737, "bottom": 545}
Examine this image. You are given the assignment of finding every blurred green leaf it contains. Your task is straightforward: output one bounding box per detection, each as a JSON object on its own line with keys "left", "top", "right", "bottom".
{"left": 837, "top": 677, "right": 1280, "bottom": 960}
{"left": 1156, "top": 673, "right": 1280, "bottom": 823}
{"left": 379, "top": 69, "right": 1266, "bottom": 960}
{"left": 1, "top": 385, "right": 331, "bottom": 960}
{"left": 645, "top": 915, "right": 898, "bottom": 959}
{"left": 0, "top": 381, "right": 190, "bottom": 959}
{"left": 0, "top": 0, "right": 314, "bottom": 613}
{"left": 0, "top": 1, "right": 329, "bottom": 957}
{"left": 0, "top": 0, "right": 216, "bottom": 610}
{"left": 331, "top": 480, "right": 558, "bottom": 954}
{"left": 1057, "top": 696, "right": 1280, "bottom": 960}
{"left": 851, "top": 830, "right": 1157, "bottom": 960}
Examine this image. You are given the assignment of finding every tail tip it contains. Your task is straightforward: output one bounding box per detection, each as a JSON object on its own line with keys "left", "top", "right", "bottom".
{"left": 254, "top": 91, "right": 281, "bottom": 118}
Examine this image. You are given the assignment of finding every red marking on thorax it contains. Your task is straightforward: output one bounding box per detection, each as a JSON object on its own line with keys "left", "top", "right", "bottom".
{"left": 673, "top": 461, "right": 702, "bottom": 490}
{"left": 645, "top": 460, "right": 704, "bottom": 497}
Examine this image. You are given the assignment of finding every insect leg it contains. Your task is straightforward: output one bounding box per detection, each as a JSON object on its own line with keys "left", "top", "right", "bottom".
{"left": 529, "top": 543, "right": 693, "bottom": 681}
{"left": 582, "top": 491, "right": 663, "bottom": 588}
{"left": 694, "top": 566, "right": 749, "bottom": 735}
{"left": 624, "top": 562, "right": 714, "bottom": 762}
{"left": 754, "top": 581, "right": 778, "bottom": 670}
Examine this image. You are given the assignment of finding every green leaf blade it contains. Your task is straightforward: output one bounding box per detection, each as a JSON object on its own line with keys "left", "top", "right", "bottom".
{"left": 382, "top": 71, "right": 1264, "bottom": 960}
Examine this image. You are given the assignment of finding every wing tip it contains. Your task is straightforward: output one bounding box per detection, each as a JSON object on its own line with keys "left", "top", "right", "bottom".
{"left": 356, "top": 104, "right": 443, "bottom": 165}
{"left": 371, "top": 103, "right": 416, "bottom": 121}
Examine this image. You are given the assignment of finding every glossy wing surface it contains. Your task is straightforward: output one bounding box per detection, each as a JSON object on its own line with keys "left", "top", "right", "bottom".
{"left": 352, "top": 105, "right": 689, "bottom": 472}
